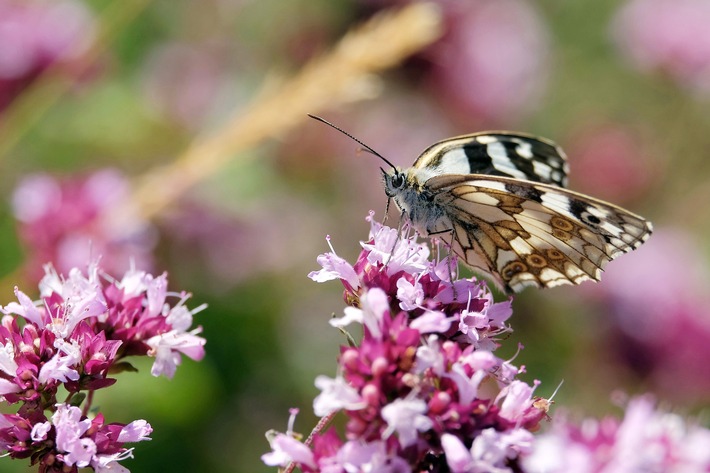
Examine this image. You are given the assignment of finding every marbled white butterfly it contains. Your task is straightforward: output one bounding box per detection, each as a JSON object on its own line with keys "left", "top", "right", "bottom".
{"left": 310, "top": 115, "right": 653, "bottom": 293}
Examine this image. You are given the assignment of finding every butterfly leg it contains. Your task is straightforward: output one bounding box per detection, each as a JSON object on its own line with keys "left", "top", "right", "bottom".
{"left": 382, "top": 210, "right": 406, "bottom": 269}
{"left": 383, "top": 197, "right": 391, "bottom": 225}
{"left": 428, "top": 227, "right": 459, "bottom": 299}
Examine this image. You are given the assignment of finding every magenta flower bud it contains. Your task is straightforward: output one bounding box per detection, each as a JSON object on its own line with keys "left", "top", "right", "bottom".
{"left": 428, "top": 391, "right": 452, "bottom": 415}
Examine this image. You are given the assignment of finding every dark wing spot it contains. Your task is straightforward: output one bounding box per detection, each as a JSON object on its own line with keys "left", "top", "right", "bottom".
{"left": 504, "top": 183, "right": 543, "bottom": 203}
{"left": 502, "top": 261, "right": 528, "bottom": 281}
{"left": 569, "top": 199, "right": 589, "bottom": 220}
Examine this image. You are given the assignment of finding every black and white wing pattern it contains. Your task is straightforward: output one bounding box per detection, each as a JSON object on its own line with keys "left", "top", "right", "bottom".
{"left": 411, "top": 132, "right": 569, "bottom": 188}
{"left": 425, "top": 174, "right": 652, "bottom": 293}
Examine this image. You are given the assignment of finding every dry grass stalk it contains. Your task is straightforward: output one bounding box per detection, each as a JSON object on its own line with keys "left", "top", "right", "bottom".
{"left": 130, "top": 2, "right": 443, "bottom": 221}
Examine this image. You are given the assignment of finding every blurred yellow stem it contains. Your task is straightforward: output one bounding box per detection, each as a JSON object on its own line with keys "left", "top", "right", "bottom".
{"left": 130, "top": 3, "right": 443, "bottom": 221}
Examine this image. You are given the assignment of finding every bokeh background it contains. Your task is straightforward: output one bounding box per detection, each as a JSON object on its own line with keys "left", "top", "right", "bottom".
{"left": 1, "top": 0, "right": 709, "bottom": 471}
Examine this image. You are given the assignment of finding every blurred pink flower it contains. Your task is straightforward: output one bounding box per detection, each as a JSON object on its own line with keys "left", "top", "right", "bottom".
{"left": 583, "top": 228, "right": 710, "bottom": 401}
{"left": 354, "top": 0, "right": 549, "bottom": 126}
{"left": 523, "top": 395, "right": 710, "bottom": 472}
{"left": 429, "top": 0, "right": 550, "bottom": 126}
{"left": 12, "top": 169, "right": 156, "bottom": 279}
{"left": 0, "top": 0, "right": 96, "bottom": 111}
{"left": 161, "top": 196, "right": 324, "bottom": 288}
{"left": 565, "top": 123, "right": 657, "bottom": 204}
{"left": 612, "top": 0, "right": 710, "bottom": 96}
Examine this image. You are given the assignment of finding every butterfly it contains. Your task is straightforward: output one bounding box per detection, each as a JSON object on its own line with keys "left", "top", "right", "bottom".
{"left": 309, "top": 115, "right": 653, "bottom": 293}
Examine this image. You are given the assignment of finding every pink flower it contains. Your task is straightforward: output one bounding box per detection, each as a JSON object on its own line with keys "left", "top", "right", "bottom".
{"left": 496, "top": 380, "right": 537, "bottom": 423}
{"left": 395, "top": 277, "right": 424, "bottom": 311}
{"left": 145, "top": 328, "right": 206, "bottom": 379}
{"left": 0, "top": 403, "right": 152, "bottom": 472}
{"left": 409, "top": 309, "right": 453, "bottom": 334}
{"left": 117, "top": 419, "right": 152, "bottom": 443}
{"left": 309, "top": 249, "right": 360, "bottom": 292}
{"left": 38, "top": 339, "right": 81, "bottom": 384}
{"left": 429, "top": 0, "right": 550, "bottom": 125}
{"left": 522, "top": 395, "right": 710, "bottom": 472}
{"left": 262, "top": 433, "right": 317, "bottom": 469}
{"left": 442, "top": 428, "right": 534, "bottom": 473}
{"left": 329, "top": 287, "right": 390, "bottom": 339}
{"left": 282, "top": 214, "right": 547, "bottom": 472}
{"left": 313, "top": 375, "right": 366, "bottom": 417}
{"left": 0, "top": 261, "right": 201, "bottom": 471}
{"left": 54, "top": 404, "right": 95, "bottom": 467}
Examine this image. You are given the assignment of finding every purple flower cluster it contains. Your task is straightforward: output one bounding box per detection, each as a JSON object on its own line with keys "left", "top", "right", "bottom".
{"left": 264, "top": 213, "right": 710, "bottom": 472}
{"left": 264, "top": 213, "right": 547, "bottom": 472}
{"left": 0, "top": 262, "right": 206, "bottom": 472}
{"left": 523, "top": 395, "right": 710, "bottom": 472}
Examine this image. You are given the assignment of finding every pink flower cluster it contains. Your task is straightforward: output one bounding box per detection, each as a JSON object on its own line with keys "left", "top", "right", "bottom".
{"left": 12, "top": 170, "right": 156, "bottom": 280}
{"left": 264, "top": 213, "right": 710, "bottom": 472}
{"left": 264, "top": 213, "right": 547, "bottom": 472}
{"left": 1, "top": 403, "right": 151, "bottom": 473}
{"left": 0, "top": 262, "right": 206, "bottom": 472}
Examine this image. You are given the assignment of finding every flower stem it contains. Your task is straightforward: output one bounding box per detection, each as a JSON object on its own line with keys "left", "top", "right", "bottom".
{"left": 283, "top": 411, "right": 338, "bottom": 473}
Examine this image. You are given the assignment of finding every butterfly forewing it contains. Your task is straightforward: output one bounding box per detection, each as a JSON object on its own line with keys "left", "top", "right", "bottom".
{"left": 425, "top": 175, "right": 653, "bottom": 293}
{"left": 412, "top": 132, "right": 570, "bottom": 188}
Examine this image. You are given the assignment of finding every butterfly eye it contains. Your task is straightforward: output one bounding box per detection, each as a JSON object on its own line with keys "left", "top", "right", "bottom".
{"left": 391, "top": 173, "right": 405, "bottom": 189}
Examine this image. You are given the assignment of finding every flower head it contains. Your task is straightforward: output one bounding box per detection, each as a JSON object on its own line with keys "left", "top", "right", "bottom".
{"left": 1, "top": 403, "right": 151, "bottom": 472}
{"left": 272, "top": 214, "right": 546, "bottom": 471}
{"left": 522, "top": 395, "right": 710, "bottom": 472}
{"left": 0, "top": 262, "right": 205, "bottom": 471}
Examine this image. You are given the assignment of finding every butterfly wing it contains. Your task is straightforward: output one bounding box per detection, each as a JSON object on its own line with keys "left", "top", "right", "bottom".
{"left": 424, "top": 174, "right": 652, "bottom": 293}
{"left": 411, "top": 132, "right": 569, "bottom": 188}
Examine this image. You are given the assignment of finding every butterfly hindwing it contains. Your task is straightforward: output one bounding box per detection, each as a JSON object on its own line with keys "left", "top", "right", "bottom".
{"left": 425, "top": 175, "right": 653, "bottom": 292}
{"left": 411, "top": 132, "right": 569, "bottom": 188}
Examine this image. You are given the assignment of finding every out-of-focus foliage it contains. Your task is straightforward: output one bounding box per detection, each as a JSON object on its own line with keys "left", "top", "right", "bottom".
{"left": 1, "top": 0, "right": 709, "bottom": 472}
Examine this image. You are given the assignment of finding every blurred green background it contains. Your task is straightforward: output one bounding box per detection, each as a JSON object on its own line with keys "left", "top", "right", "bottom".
{"left": 1, "top": 0, "right": 709, "bottom": 472}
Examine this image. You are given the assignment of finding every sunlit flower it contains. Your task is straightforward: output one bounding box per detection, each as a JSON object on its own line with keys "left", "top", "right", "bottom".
{"left": 1, "top": 403, "right": 151, "bottom": 472}
{"left": 0, "top": 262, "right": 204, "bottom": 471}
{"left": 269, "top": 214, "right": 547, "bottom": 471}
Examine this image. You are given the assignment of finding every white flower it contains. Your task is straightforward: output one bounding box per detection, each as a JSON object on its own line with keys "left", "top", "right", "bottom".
{"left": 381, "top": 397, "right": 433, "bottom": 447}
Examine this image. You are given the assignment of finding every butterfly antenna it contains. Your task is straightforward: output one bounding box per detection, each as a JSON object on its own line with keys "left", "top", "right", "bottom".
{"left": 307, "top": 114, "right": 397, "bottom": 170}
